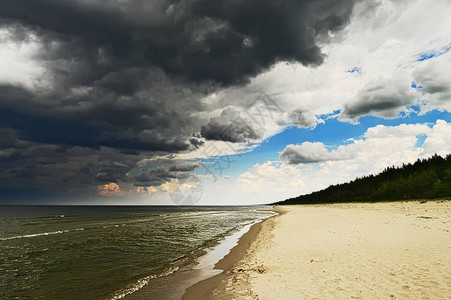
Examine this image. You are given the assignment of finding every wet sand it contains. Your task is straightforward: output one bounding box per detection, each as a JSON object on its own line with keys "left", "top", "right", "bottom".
{"left": 182, "top": 214, "right": 271, "bottom": 300}
{"left": 125, "top": 219, "right": 273, "bottom": 300}
{"left": 184, "top": 201, "right": 451, "bottom": 299}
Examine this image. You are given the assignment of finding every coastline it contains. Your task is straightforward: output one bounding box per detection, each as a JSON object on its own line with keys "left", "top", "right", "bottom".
{"left": 183, "top": 207, "right": 283, "bottom": 299}
{"left": 124, "top": 210, "right": 277, "bottom": 300}
{"left": 184, "top": 201, "right": 451, "bottom": 299}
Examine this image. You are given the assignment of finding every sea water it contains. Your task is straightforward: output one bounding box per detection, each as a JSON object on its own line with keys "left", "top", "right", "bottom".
{"left": 0, "top": 206, "right": 273, "bottom": 299}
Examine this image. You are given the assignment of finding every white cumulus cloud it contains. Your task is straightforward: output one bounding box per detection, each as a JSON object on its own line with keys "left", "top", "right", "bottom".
{"left": 237, "top": 120, "right": 451, "bottom": 203}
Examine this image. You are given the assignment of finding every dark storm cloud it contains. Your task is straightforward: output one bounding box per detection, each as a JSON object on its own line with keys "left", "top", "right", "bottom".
{"left": 0, "top": 0, "right": 359, "bottom": 86}
{"left": 0, "top": 128, "right": 26, "bottom": 150}
{"left": 0, "top": 133, "right": 143, "bottom": 192}
{"left": 0, "top": 83, "right": 195, "bottom": 151}
{"left": 201, "top": 107, "right": 262, "bottom": 143}
{"left": 133, "top": 167, "right": 182, "bottom": 187}
{"left": 339, "top": 78, "right": 415, "bottom": 120}
{"left": 0, "top": 0, "right": 362, "bottom": 199}
{"left": 133, "top": 161, "right": 200, "bottom": 186}
{"left": 169, "top": 161, "right": 201, "bottom": 172}
{"left": 279, "top": 143, "right": 347, "bottom": 164}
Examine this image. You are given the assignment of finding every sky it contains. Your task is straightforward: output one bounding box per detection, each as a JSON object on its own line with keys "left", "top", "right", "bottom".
{"left": 0, "top": 0, "right": 450, "bottom": 205}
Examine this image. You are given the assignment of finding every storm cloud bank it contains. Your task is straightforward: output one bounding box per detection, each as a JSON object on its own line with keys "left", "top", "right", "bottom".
{"left": 0, "top": 0, "right": 358, "bottom": 85}
{"left": 0, "top": 0, "right": 360, "bottom": 199}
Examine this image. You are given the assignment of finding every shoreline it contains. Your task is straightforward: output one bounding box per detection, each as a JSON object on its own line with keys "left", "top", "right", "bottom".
{"left": 184, "top": 201, "right": 451, "bottom": 299}
{"left": 124, "top": 210, "right": 277, "bottom": 300}
{"left": 183, "top": 207, "right": 283, "bottom": 299}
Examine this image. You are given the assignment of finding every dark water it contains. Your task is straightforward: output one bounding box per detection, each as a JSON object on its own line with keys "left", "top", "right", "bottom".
{"left": 0, "top": 206, "right": 273, "bottom": 300}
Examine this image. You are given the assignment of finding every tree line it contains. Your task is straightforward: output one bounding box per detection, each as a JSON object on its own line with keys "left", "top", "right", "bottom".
{"left": 275, "top": 154, "right": 451, "bottom": 205}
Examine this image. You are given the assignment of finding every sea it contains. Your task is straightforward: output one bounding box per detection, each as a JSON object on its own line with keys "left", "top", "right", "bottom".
{"left": 0, "top": 206, "right": 274, "bottom": 300}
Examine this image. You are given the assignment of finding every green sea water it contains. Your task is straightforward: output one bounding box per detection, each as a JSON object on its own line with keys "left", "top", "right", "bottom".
{"left": 0, "top": 206, "right": 273, "bottom": 299}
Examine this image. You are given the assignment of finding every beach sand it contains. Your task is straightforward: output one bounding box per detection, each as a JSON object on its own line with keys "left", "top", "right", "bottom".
{"left": 184, "top": 201, "right": 451, "bottom": 299}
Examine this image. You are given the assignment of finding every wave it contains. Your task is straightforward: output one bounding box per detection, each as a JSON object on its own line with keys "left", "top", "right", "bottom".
{"left": 106, "top": 266, "right": 180, "bottom": 300}
{"left": 106, "top": 211, "right": 277, "bottom": 299}
{"left": 0, "top": 228, "right": 85, "bottom": 241}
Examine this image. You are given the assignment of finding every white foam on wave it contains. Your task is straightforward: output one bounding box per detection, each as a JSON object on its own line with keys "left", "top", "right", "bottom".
{"left": 107, "top": 210, "right": 278, "bottom": 300}
{"left": 106, "top": 266, "right": 180, "bottom": 300}
{"left": 0, "top": 228, "right": 85, "bottom": 241}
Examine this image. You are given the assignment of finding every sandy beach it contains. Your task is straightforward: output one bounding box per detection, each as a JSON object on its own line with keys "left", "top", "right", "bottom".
{"left": 184, "top": 201, "right": 451, "bottom": 299}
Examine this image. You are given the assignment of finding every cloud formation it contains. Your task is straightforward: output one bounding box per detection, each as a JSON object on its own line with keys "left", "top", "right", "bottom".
{"left": 97, "top": 182, "right": 124, "bottom": 197}
{"left": 2, "top": 0, "right": 449, "bottom": 204}
{"left": 201, "top": 107, "right": 262, "bottom": 143}
{"left": 239, "top": 120, "right": 451, "bottom": 203}
{"left": 0, "top": 0, "right": 358, "bottom": 85}
{"left": 340, "top": 77, "right": 417, "bottom": 120}
{"left": 280, "top": 142, "right": 348, "bottom": 164}
{"left": 277, "top": 109, "right": 321, "bottom": 128}
{"left": 0, "top": 0, "right": 363, "bottom": 199}
{"left": 413, "top": 54, "right": 451, "bottom": 113}
{"left": 133, "top": 161, "right": 201, "bottom": 187}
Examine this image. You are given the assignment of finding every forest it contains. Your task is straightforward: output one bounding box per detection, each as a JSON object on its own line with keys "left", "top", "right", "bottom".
{"left": 275, "top": 154, "right": 451, "bottom": 205}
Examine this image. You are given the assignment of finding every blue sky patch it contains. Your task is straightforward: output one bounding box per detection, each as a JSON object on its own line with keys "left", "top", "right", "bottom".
{"left": 411, "top": 81, "right": 423, "bottom": 89}
{"left": 416, "top": 43, "right": 451, "bottom": 61}
{"left": 346, "top": 66, "right": 362, "bottom": 74}
{"left": 204, "top": 109, "right": 451, "bottom": 178}
{"left": 415, "top": 134, "right": 427, "bottom": 148}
